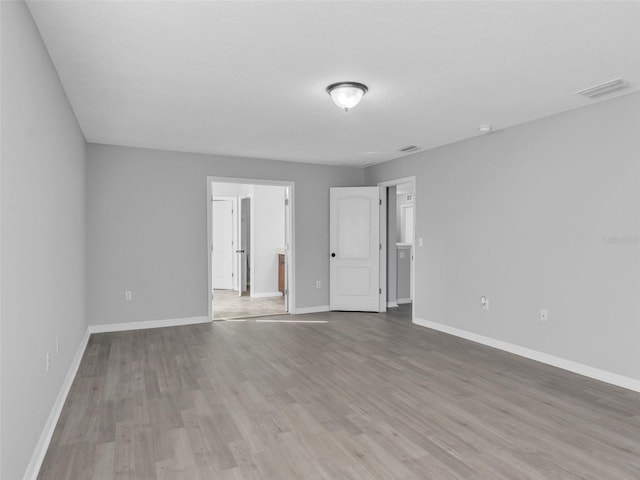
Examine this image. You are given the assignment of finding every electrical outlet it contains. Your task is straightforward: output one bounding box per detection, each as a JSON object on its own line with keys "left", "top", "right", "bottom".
{"left": 46, "top": 352, "right": 51, "bottom": 371}
{"left": 480, "top": 296, "right": 489, "bottom": 311}
{"left": 316, "top": 281, "right": 321, "bottom": 289}
{"left": 540, "top": 309, "right": 549, "bottom": 321}
{"left": 125, "top": 290, "right": 133, "bottom": 301}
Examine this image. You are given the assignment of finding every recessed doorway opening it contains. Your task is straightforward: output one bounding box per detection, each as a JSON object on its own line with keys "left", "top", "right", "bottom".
{"left": 378, "top": 176, "right": 416, "bottom": 321}
{"left": 207, "top": 177, "right": 294, "bottom": 321}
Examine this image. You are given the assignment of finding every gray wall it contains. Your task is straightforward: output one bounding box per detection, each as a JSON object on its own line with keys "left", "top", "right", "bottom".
{"left": 396, "top": 246, "right": 412, "bottom": 301}
{"left": 366, "top": 92, "right": 640, "bottom": 381}
{"left": 1, "top": 2, "right": 87, "bottom": 479}
{"left": 87, "top": 144, "right": 364, "bottom": 325}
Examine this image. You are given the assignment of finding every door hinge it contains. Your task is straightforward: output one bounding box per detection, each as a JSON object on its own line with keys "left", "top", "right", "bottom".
{"left": 379, "top": 243, "right": 382, "bottom": 250}
{"left": 379, "top": 199, "right": 382, "bottom": 205}
{"left": 285, "top": 198, "right": 289, "bottom": 206}
{"left": 379, "top": 288, "right": 382, "bottom": 294}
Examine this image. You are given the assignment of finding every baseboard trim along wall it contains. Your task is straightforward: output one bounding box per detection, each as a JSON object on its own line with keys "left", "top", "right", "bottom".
{"left": 387, "top": 301, "right": 399, "bottom": 308}
{"left": 397, "top": 298, "right": 411, "bottom": 304}
{"left": 23, "top": 329, "right": 91, "bottom": 480}
{"left": 88, "top": 315, "right": 210, "bottom": 333}
{"left": 295, "top": 305, "right": 330, "bottom": 314}
{"left": 24, "top": 315, "right": 211, "bottom": 478}
{"left": 414, "top": 317, "right": 640, "bottom": 393}
{"left": 250, "top": 292, "right": 283, "bottom": 298}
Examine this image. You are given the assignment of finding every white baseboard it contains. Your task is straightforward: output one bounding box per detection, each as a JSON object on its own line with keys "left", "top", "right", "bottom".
{"left": 397, "top": 298, "right": 411, "bottom": 304}
{"left": 23, "top": 329, "right": 91, "bottom": 480}
{"left": 250, "top": 292, "right": 283, "bottom": 298}
{"left": 387, "top": 301, "right": 399, "bottom": 308}
{"left": 88, "top": 316, "right": 210, "bottom": 333}
{"left": 295, "top": 305, "right": 330, "bottom": 315}
{"left": 413, "top": 317, "right": 640, "bottom": 393}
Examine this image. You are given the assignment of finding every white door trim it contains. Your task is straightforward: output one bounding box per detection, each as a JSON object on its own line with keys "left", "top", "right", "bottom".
{"left": 377, "top": 176, "right": 417, "bottom": 322}
{"left": 207, "top": 176, "right": 296, "bottom": 319}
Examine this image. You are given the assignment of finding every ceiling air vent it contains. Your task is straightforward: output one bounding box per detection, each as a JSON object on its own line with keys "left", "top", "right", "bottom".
{"left": 397, "top": 145, "right": 422, "bottom": 153}
{"left": 575, "top": 78, "right": 630, "bottom": 99}
{"left": 343, "top": 158, "right": 380, "bottom": 168}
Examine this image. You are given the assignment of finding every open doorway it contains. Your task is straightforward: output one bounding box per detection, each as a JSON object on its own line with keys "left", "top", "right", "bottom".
{"left": 379, "top": 177, "right": 416, "bottom": 320}
{"left": 208, "top": 178, "right": 294, "bottom": 320}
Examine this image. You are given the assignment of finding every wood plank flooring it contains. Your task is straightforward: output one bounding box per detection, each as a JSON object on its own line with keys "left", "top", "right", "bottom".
{"left": 38, "top": 306, "right": 640, "bottom": 479}
{"left": 213, "top": 289, "right": 286, "bottom": 320}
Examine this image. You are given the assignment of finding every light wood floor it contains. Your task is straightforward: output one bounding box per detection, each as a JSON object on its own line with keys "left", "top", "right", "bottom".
{"left": 39, "top": 306, "right": 640, "bottom": 479}
{"left": 213, "top": 289, "right": 286, "bottom": 320}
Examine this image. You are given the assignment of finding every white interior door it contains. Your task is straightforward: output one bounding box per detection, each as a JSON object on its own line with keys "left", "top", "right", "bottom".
{"left": 237, "top": 197, "right": 250, "bottom": 296}
{"left": 212, "top": 199, "right": 234, "bottom": 289}
{"left": 330, "top": 187, "right": 382, "bottom": 312}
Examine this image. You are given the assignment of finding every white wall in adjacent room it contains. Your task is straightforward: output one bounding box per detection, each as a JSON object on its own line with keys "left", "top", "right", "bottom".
{"left": 251, "top": 185, "right": 285, "bottom": 296}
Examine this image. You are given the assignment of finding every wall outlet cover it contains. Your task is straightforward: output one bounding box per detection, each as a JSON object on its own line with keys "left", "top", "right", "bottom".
{"left": 481, "top": 296, "right": 490, "bottom": 311}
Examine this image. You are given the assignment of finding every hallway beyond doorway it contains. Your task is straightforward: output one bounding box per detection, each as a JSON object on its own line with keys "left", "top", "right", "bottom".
{"left": 213, "top": 288, "right": 287, "bottom": 320}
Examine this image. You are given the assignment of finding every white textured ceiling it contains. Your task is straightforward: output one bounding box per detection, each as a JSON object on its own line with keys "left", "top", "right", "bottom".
{"left": 26, "top": 1, "right": 640, "bottom": 166}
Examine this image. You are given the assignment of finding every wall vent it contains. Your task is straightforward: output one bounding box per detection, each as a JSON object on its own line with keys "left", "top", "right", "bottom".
{"left": 575, "top": 78, "right": 630, "bottom": 99}
{"left": 397, "top": 145, "right": 422, "bottom": 153}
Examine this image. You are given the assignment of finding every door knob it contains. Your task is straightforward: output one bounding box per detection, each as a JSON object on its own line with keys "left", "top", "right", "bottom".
{"left": 331, "top": 253, "right": 336, "bottom": 257}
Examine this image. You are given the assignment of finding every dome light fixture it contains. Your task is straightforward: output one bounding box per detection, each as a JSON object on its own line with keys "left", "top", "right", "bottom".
{"left": 326, "top": 82, "right": 368, "bottom": 112}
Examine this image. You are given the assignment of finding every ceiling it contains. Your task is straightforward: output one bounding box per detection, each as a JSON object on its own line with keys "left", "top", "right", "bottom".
{"left": 26, "top": 1, "right": 640, "bottom": 167}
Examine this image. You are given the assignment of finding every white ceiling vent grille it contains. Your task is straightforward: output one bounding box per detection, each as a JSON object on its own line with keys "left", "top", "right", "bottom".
{"left": 397, "top": 145, "right": 423, "bottom": 153}
{"left": 343, "top": 158, "right": 381, "bottom": 168}
{"left": 575, "top": 79, "right": 630, "bottom": 99}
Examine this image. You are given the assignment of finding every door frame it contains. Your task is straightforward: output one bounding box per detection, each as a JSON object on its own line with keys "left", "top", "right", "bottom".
{"left": 377, "top": 176, "right": 417, "bottom": 322}
{"left": 207, "top": 176, "right": 295, "bottom": 320}
{"left": 237, "top": 196, "right": 250, "bottom": 296}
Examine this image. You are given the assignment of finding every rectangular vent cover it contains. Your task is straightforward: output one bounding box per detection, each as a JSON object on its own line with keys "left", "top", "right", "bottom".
{"left": 343, "top": 158, "right": 379, "bottom": 168}
{"left": 576, "top": 78, "right": 630, "bottom": 99}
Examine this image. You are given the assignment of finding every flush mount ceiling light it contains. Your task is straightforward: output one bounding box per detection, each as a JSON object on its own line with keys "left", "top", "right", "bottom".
{"left": 326, "top": 82, "right": 368, "bottom": 112}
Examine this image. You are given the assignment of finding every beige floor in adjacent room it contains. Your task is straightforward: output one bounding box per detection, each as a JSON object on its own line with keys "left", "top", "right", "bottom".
{"left": 213, "top": 288, "right": 286, "bottom": 320}
{"left": 38, "top": 305, "right": 640, "bottom": 479}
